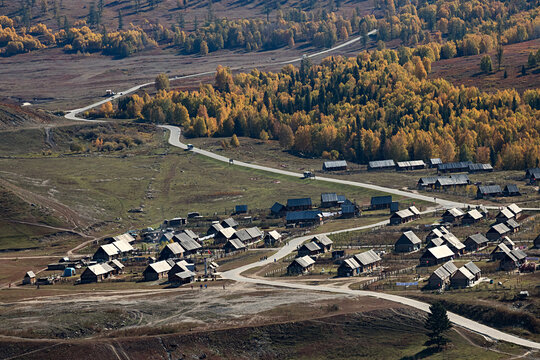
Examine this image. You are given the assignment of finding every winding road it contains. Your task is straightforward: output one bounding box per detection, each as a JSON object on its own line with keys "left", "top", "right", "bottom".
{"left": 60, "top": 34, "right": 540, "bottom": 350}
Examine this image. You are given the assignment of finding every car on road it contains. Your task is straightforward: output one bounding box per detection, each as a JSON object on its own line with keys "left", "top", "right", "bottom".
{"left": 186, "top": 144, "right": 194, "bottom": 150}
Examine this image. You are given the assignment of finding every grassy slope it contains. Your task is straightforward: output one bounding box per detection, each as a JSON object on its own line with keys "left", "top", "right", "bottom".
{"left": 0, "top": 309, "right": 520, "bottom": 359}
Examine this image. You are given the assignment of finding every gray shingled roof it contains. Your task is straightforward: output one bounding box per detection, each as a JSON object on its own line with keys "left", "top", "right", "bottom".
{"left": 323, "top": 160, "right": 348, "bottom": 169}
{"left": 294, "top": 255, "right": 316, "bottom": 268}
{"left": 353, "top": 249, "right": 381, "bottom": 266}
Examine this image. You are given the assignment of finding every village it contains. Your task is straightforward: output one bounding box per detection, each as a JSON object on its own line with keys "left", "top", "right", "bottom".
{"left": 18, "top": 163, "right": 540, "bottom": 312}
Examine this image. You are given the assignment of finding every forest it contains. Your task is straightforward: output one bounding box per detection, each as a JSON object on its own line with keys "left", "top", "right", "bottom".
{"left": 110, "top": 49, "right": 540, "bottom": 170}
{"left": 0, "top": 0, "right": 538, "bottom": 57}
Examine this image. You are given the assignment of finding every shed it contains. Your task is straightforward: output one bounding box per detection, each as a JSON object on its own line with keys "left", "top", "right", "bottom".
{"left": 207, "top": 223, "right": 224, "bottom": 236}
{"left": 323, "top": 160, "right": 348, "bottom": 171}
{"left": 419, "top": 245, "right": 455, "bottom": 266}
{"left": 426, "top": 227, "right": 447, "bottom": 242}
{"left": 525, "top": 168, "right": 540, "bottom": 179}
{"left": 287, "top": 255, "right": 315, "bottom": 275}
{"left": 341, "top": 203, "right": 359, "bottom": 218}
{"left": 464, "top": 233, "right": 489, "bottom": 252}
{"left": 23, "top": 271, "right": 36, "bottom": 285}
{"left": 235, "top": 205, "right": 248, "bottom": 214}
{"left": 286, "top": 198, "right": 313, "bottom": 211}
{"left": 486, "top": 223, "right": 511, "bottom": 241}
{"left": 462, "top": 209, "right": 483, "bottom": 225}
{"left": 394, "top": 231, "right": 422, "bottom": 253}
{"left": 106, "top": 233, "right": 136, "bottom": 244}
{"left": 427, "top": 261, "right": 457, "bottom": 289}
{"left": 298, "top": 241, "right": 322, "bottom": 257}
{"left": 370, "top": 195, "right": 392, "bottom": 210}
{"left": 417, "top": 176, "right": 439, "bottom": 189}
{"left": 159, "top": 231, "right": 175, "bottom": 243}
{"left": 321, "top": 193, "right": 339, "bottom": 208}
{"left": 62, "top": 267, "right": 76, "bottom": 277}
{"left": 503, "top": 184, "right": 521, "bottom": 197}
{"left": 368, "top": 159, "right": 396, "bottom": 171}
{"left": 163, "top": 218, "right": 187, "bottom": 227}
{"left": 442, "top": 208, "right": 465, "bottom": 223}
{"left": 477, "top": 185, "right": 502, "bottom": 199}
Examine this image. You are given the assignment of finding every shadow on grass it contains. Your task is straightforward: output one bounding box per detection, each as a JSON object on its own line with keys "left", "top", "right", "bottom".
{"left": 400, "top": 346, "right": 439, "bottom": 360}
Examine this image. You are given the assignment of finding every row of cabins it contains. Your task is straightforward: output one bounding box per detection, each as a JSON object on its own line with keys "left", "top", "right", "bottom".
{"left": 368, "top": 159, "right": 493, "bottom": 173}
{"left": 143, "top": 259, "right": 196, "bottom": 284}
{"left": 477, "top": 184, "right": 521, "bottom": 199}
{"left": 417, "top": 174, "right": 470, "bottom": 189}
{"left": 441, "top": 207, "right": 485, "bottom": 224}
{"left": 337, "top": 250, "right": 382, "bottom": 277}
{"left": 427, "top": 261, "right": 482, "bottom": 289}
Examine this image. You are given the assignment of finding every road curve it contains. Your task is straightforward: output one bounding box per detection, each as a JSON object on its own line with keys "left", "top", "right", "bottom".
{"left": 220, "top": 226, "right": 540, "bottom": 350}
{"left": 160, "top": 125, "right": 462, "bottom": 208}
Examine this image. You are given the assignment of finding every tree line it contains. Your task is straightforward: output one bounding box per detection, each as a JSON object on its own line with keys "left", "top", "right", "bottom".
{"left": 111, "top": 48, "right": 540, "bottom": 170}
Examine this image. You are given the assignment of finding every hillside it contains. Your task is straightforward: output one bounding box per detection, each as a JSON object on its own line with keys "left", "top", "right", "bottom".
{"left": 0, "top": 101, "right": 62, "bottom": 130}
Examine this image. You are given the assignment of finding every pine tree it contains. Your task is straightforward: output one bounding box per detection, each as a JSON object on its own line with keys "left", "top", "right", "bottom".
{"left": 425, "top": 302, "right": 452, "bottom": 350}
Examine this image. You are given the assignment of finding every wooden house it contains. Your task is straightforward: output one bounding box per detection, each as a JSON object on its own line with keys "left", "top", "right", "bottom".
{"left": 323, "top": 160, "right": 348, "bottom": 171}
{"left": 224, "top": 238, "right": 247, "bottom": 253}
{"left": 143, "top": 260, "right": 173, "bottom": 281}
{"left": 264, "top": 230, "right": 282, "bottom": 246}
{"left": 320, "top": 193, "right": 339, "bottom": 208}
{"left": 394, "top": 231, "right": 422, "bottom": 253}
{"left": 220, "top": 217, "right": 239, "bottom": 229}
{"left": 427, "top": 261, "right": 457, "bottom": 289}
{"left": 80, "top": 264, "right": 112, "bottom": 283}
{"left": 370, "top": 195, "right": 392, "bottom": 210}
{"left": 495, "top": 208, "right": 515, "bottom": 223}
{"left": 213, "top": 227, "right": 236, "bottom": 244}
{"left": 23, "top": 271, "right": 36, "bottom": 285}
{"left": 108, "top": 259, "right": 125, "bottom": 275}
{"left": 419, "top": 245, "right": 455, "bottom": 266}
{"left": 368, "top": 159, "right": 395, "bottom": 171}
{"left": 159, "top": 242, "right": 185, "bottom": 261}
{"left": 169, "top": 270, "right": 196, "bottom": 285}
{"left": 312, "top": 234, "right": 333, "bottom": 252}
{"left": 353, "top": 250, "right": 381, "bottom": 273}
{"left": 441, "top": 233, "right": 465, "bottom": 255}
{"left": 477, "top": 185, "right": 503, "bottom": 199}
{"left": 442, "top": 208, "right": 465, "bottom": 223}
{"left": 338, "top": 257, "right": 361, "bottom": 277}
{"left": 463, "top": 233, "right": 489, "bottom": 252}
{"left": 507, "top": 203, "right": 522, "bottom": 219}
{"left": 92, "top": 244, "right": 120, "bottom": 262}
{"left": 450, "top": 267, "right": 475, "bottom": 288}
{"left": 505, "top": 219, "right": 520, "bottom": 233}
{"left": 389, "top": 209, "right": 414, "bottom": 225}
{"left": 286, "top": 210, "right": 322, "bottom": 226}
{"left": 298, "top": 242, "right": 322, "bottom": 257}
{"left": 503, "top": 184, "right": 521, "bottom": 197}
{"left": 486, "top": 223, "right": 511, "bottom": 241}
{"left": 287, "top": 256, "right": 315, "bottom": 275}
{"left": 286, "top": 198, "right": 313, "bottom": 211}
{"left": 462, "top": 209, "right": 483, "bottom": 225}
{"left": 270, "top": 202, "right": 286, "bottom": 216}
{"left": 396, "top": 160, "right": 426, "bottom": 171}
{"left": 426, "top": 237, "right": 445, "bottom": 249}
